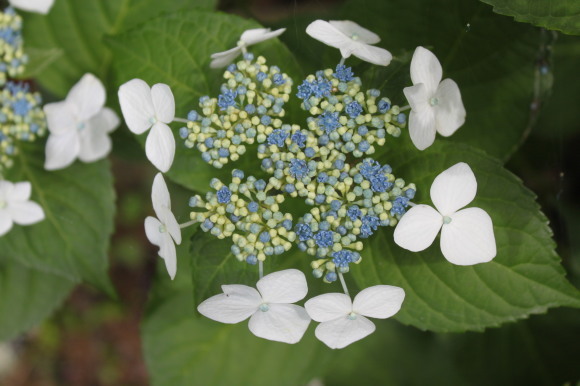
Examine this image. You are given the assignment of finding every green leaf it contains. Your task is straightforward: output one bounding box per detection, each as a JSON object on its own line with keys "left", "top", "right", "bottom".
{"left": 479, "top": 0, "right": 580, "bottom": 35}
{"left": 0, "top": 142, "right": 115, "bottom": 293}
{"left": 0, "top": 260, "right": 75, "bottom": 341}
{"left": 21, "top": 0, "right": 217, "bottom": 97}
{"left": 324, "top": 308, "right": 580, "bottom": 386}
{"left": 142, "top": 289, "right": 332, "bottom": 386}
{"left": 320, "top": 0, "right": 541, "bottom": 161}
{"left": 20, "top": 47, "right": 63, "bottom": 78}
{"left": 106, "top": 10, "right": 302, "bottom": 192}
{"left": 350, "top": 138, "right": 580, "bottom": 332}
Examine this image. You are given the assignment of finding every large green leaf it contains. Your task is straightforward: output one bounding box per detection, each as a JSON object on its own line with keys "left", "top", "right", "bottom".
{"left": 0, "top": 260, "right": 75, "bottom": 341}
{"left": 0, "top": 142, "right": 115, "bottom": 292}
{"left": 21, "top": 0, "right": 217, "bottom": 97}
{"left": 106, "top": 10, "right": 302, "bottom": 192}
{"left": 480, "top": 0, "right": 580, "bottom": 35}
{"left": 280, "top": 0, "right": 542, "bottom": 161}
{"left": 350, "top": 138, "right": 580, "bottom": 332}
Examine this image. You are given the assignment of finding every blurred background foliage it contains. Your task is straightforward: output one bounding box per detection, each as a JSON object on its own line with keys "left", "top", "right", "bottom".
{"left": 0, "top": 0, "right": 579, "bottom": 385}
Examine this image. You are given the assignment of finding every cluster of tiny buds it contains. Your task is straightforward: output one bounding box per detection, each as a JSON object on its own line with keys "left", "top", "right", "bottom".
{"left": 298, "top": 64, "right": 406, "bottom": 157}
{"left": 0, "top": 81, "right": 46, "bottom": 174}
{"left": 188, "top": 169, "right": 296, "bottom": 264}
{"left": 180, "top": 53, "right": 292, "bottom": 168}
{"left": 0, "top": 7, "right": 27, "bottom": 86}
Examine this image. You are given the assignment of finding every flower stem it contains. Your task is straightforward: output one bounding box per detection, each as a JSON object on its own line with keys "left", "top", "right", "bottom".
{"left": 399, "top": 105, "right": 411, "bottom": 112}
{"left": 173, "top": 117, "right": 189, "bottom": 123}
{"left": 259, "top": 260, "right": 264, "bottom": 279}
{"left": 338, "top": 272, "right": 350, "bottom": 297}
{"left": 408, "top": 201, "right": 416, "bottom": 207}
{"left": 179, "top": 220, "right": 196, "bottom": 228}
{"left": 339, "top": 57, "right": 346, "bottom": 66}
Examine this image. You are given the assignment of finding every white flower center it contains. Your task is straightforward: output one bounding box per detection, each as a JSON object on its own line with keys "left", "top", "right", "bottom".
{"left": 429, "top": 97, "right": 439, "bottom": 106}
{"left": 77, "top": 122, "right": 86, "bottom": 130}
{"left": 159, "top": 224, "right": 167, "bottom": 233}
{"left": 443, "top": 216, "right": 452, "bottom": 224}
{"left": 347, "top": 312, "right": 357, "bottom": 320}
{"left": 149, "top": 117, "right": 157, "bottom": 124}
{"left": 0, "top": 199, "right": 6, "bottom": 209}
{"left": 259, "top": 303, "right": 270, "bottom": 312}
{"left": 350, "top": 33, "right": 359, "bottom": 41}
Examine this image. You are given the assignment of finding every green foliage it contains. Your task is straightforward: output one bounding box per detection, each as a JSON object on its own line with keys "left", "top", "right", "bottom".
{"left": 0, "top": 260, "right": 75, "bottom": 341}
{"left": 0, "top": 142, "right": 115, "bottom": 293}
{"left": 21, "top": 0, "right": 217, "bottom": 97}
{"left": 480, "top": 0, "right": 580, "bottom": 35}
{"left": 106, "top": 10, "right": 302, "bottom": 192}
{"left": 350, "top": 138, "right": 580, "bottom": 332}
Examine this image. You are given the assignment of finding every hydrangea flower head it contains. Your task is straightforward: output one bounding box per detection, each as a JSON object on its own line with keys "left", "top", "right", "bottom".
{"left": 0, "top": 180, "right": 44, "bottom": 236}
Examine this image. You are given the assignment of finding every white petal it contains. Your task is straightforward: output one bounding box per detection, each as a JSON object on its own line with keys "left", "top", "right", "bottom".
{"left": 314, "top": 315, "right": 375, "bottom": 349}
{"left": 248, "top": 304, "right": 310, "bottom": 344}
{"left": 78, "top": 127, "right": 111, "bottom": 163}
{"left": 158, "top": 206, "right": 182, "bottom": 245}
{"left": 410, "top": 46, "right": 442, "bottom": 94}
{"left": 240, "top": 28, "right": 285, "bottom": 46}
{"left": 222, "top": 284, "right": 263, "bottom": 301}
{"left": 0, "top": 212, "right": 13, "bottom": 236}
{"left": 403, "top": 83, "right": 430, "bottom": 111}
{"left": 43, "top": 101, "right": 76, "bottom": 135}
{"left": 44, "top": 131, "right": 80, "bottom": 171}
{"left": 329, "top": 20, "right": 380, "bottom": 44}
{"left": 210, "top": 47, "right": 242, "bottom": 69}
{"left": 144, "top": 216, "right": 162, "bottom": 247}
{"left": 151, "top": 172, "right": 171, "bottom": 214}
{"left": 66, "top": 73, "right": 105, "bottom": 121}
{"left": 8, "top": 201, "right": 45, "bottom": 225}
{"left": 158, "top": 233, "right": 177, "bottom": 279}
{"left": 197, "top": 286, "right": 261, "bottom": 324}
{"left": 145, "top": 122, "right": 175, "bottom": 173}
{"left": 0, "top": 180, "right": 11, "bottom": 197}
{"left": 440, "top": 207, "right": 496, "bottom": 265}
{"left": 351, "top": 43, "right": 392, "bottom": 66}
{"left": 434, "top": 79, "right": 466, "bottom": 137}
{"left": 306, "top": 20, "right": 353, "bottom": 54}
{"left": 353, "top": 285, "right": 405, "bottom": 319}
{"left": 407, "top": 108, "right": 436, "bottom": 151}
{"left": 118, "top": 79, "right": 155, "bottom": 134}
{"left": 151, "top": 84, "right": 175, "bottom": 124}
{"left": 430, "top": 162, "right": 477, "bottom": 215}
{"left": 393, "top": 204, "right": 442, "bottom": 252}
{"left": 305, "top": 293, "right": 352, "bottom": 323}
{"left": 256, "top": 269, "right": 308, "bottom": 304}
{"left": 87, "top": 107, "right": 120, "bottom": 134}
{"left": 8, "top": 0, "right": 54, "bottom": 14}
{"left": 7, "top": 181, "right": 31, "bottom": 202}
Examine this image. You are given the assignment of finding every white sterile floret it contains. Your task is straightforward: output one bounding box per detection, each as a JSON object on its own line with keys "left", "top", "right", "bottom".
{"left": 305, "top": 285, "right": 405, "bottom": 349}
{"left": 305, "top": 20, "right": 392, "bottom": 66}
{"left": 210, "top": 27, "right": 286, "bottom": 69}
{"left": 9, "top": 0, "right": 54, "bottom": 14}
{"left": 0, "top": 180, "right": 45, "bottom": 236}
{"left": 394, "top": 162, "right": 496, "bottom": 265}
{"left": 198, "top": 269, "right": 311, "bottom": 344}
{"left": 43, "top": 73, "right": 120, "bottom": 171}
{"left": 118, "top": 79, "right": 176, "bottom": 172}
{"left": 403, "top": 46, "right": 466, "bottom": 150}
{"left": 144, "top": 173, "right": 182, "bottom": 279}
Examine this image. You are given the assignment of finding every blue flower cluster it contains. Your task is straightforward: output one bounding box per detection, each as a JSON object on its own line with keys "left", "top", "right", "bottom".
{"left": 180, "top": 54, "right": 292, "bottom": 168}
{"left": 0, "top": 7, "right": 27, "bottom": 86}
{"left": 299, "top": 65, "right": 406, "bottom": 157}
{"left": 188, "top": 169, "right": 296, "bottom": 264}
{"left": 0, "top": 81, "right": 46, "bottom": 174}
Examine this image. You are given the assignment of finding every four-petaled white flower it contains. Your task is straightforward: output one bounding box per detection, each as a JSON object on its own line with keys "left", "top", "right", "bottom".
{"left": 144, "top": 173, "right": 181, "bottom": 279}
{"left": 44, "top": 73, "right": 120, "bottom": 171}
{"left": 305, "top": 20, "right": 392, "bottom": 66}
{"left": 403, "top": 46, "right": 466, "bottom": 150}
{"left": 118, "top": 79, "right": 176, "bottom": 172}
{"left": 0, "top": 180, "right": 45, "bottom": 236}
{"left": 394, "top": 162, "right": 496, "bottom": 265}
{"left": 9, "top": 0, "right": 54, "bottom": 14}
{"left": 198, "top": 269, "right": 311, "bottom": 344}
{"left": 210, "top": 28, "right": 286, "bottom": 69}
{"left": 305, "top": 285, "right": 405, "bottom": 349}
